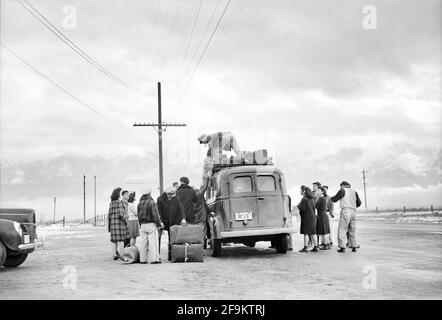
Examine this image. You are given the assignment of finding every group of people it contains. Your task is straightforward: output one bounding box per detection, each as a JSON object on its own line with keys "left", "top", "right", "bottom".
{"left": 296, "top": 181, "right": 362, "bottom": 253}
{"left": 108, "top": 176, "right": 209, "bottom": 263}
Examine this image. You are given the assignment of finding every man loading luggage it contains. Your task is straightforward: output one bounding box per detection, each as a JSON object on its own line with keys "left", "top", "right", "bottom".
{"left": 198, "top": 132, "right": 242, "bottom": 180}
{"left": 158, "top": 187, "right": 186, "bottom": 242}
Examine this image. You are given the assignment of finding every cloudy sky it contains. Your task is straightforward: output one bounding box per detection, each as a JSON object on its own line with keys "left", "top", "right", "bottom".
{"left": 0, "top": 0, "right": 440, "bottom": 221}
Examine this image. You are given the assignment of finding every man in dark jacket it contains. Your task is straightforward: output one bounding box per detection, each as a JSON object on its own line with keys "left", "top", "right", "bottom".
{"left": 176, "top": 177, "right": 198, "bottom": 224}
{"left": 137, "top": 188, "right": 163, "bottom": 264}
{"left": 158, "top": 187, "right": 186, "bottom": 241}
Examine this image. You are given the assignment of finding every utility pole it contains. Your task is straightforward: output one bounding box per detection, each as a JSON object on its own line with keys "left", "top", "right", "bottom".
{"left": 94, "top": 175, "right": 97, "bottom": 226}
{"left": 83, "top": 174, "right": 86, "bottom": 222}
{"left": 53, "top": 197, "right": 56, "bottom": 223}
{"left": 362, "top": 169, "right": 368, "bottom": 213}
{"left": 133, "top": 82, "right": 187, "bottom": 195}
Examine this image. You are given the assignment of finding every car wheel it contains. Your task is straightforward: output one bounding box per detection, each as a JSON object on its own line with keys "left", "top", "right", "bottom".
{"left": 0, "top": 242, "right": 6, "bottom": 267}
{"left": 3, "top": 253, "right": 28, "bottom": 268}
{"left": 210, "top": 238, "right": 221, "bottom": 257}
{"left": 275, "top": 235, "right": 288, "bottom": 254}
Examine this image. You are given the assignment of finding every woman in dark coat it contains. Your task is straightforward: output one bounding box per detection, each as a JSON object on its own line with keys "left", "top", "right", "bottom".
{"left": 297, "top": 185, "right": 319, "bottom": 252}
{"left": 108, "top": 187, "right": 129, "bottom": 260}
{"left": 315, "top": 186, "right": 331, "bottom": 250}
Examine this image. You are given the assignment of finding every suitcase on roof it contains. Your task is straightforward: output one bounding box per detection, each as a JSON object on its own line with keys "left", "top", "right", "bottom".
{"left": 253, "top": 149, "right": 268, "bottom": 164}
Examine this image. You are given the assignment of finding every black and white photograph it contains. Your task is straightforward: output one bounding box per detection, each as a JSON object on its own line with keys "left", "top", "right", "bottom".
{"left": 0, "top": 0, "right": 440, "bottom": 306}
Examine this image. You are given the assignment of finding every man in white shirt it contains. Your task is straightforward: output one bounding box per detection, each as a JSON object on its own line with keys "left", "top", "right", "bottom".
{"left": 330, "top": 181, "right": 362, "bottom": 253}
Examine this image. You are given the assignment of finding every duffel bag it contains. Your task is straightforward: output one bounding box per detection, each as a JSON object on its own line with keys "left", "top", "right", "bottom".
{"left": 120, "top": 245, "right": 140, "bottom": 264}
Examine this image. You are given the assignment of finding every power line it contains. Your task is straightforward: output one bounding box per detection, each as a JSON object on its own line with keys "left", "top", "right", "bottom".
{"left": 159, "top": 0, "right": 183, "bottom": 73}
{"left": 16, "top": 0, "right": 152, "bottom": 95}
{"left": 206, "top": 0, "right": 251, "bottom": 60}
{"left": 224, "top": 0, "right": 270, "bottom": 62}
{"left": 173, "top": 0, "right": 204, "bottom": 93}
{"left": 166, "top": 0, "right": 223, "bottom": 121}
{"left": 169, "top": 0, "right": 232, "bottom": 120}
{"left": 1, "top": 43, "right": 126, "bottom": 128}
{"left": 172, "top": 0, "right": 222, "bottom": 99}
{"left": 170, "top": 0, "right": 201, "bottom": 89}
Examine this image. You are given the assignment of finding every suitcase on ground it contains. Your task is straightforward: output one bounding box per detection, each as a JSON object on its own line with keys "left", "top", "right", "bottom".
{"left": 169, "top": 224, "right": 204, "bottom": 244}
{"left": 171, "top": 243, "right": 204, "bottom": 263}
{"left": 253, "top": 149, "right": 268, "bottom": 164}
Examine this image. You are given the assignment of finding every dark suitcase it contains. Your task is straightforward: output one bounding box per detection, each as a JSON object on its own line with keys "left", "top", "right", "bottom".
{"left": 169, "top": 224, "right": 204, "bottom": 244}
{"left": 171, "top": 243, "right": 204, "bottom": 262}
{"left": 253, "top": 149, "right": 268, "bottom": 164}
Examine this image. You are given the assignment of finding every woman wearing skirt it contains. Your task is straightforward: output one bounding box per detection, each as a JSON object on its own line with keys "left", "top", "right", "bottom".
{"left": 127, "top": 192, "right": 140, "bottom": 246}
{"left": 297, "top": 185, "right": 319, "bottom": 252}
{"left": 315, "top": 186, "right": 331, "bottom": 250}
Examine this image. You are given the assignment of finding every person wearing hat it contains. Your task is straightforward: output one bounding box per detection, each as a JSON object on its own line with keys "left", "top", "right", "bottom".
{"left": 331, "top": 181, "right": 362, "bottom": 253}
{"left": 137, "top": 188, "right": 163, "bottom": 264}
{"left": 176, "top": 177, "right": 198, "bottom": 224}
{"left": 158, "top": 186, "right": 186, "bottom": 259}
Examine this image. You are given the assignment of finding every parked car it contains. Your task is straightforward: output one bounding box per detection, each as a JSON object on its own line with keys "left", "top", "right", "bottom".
{"left": 206, "top": 163, "right": 296, "bottom": 256}
{"left": 0, "top": 208, "right": 37, "bottom": 268}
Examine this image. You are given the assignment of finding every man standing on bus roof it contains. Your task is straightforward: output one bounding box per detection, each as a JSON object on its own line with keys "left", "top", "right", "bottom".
{"left": 331, "top": 181, "right": 362, "bottom": 253}
{"left": 198, "top": 132, "right": 242, "bottom": 163}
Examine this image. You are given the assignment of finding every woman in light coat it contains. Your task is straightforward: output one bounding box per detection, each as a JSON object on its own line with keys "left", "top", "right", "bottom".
{"left": 127, "top": 192, "right": 140, "bottom": 246}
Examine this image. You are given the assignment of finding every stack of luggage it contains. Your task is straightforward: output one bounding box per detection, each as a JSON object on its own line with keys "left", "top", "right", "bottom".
{"left": 169, "top": 224, "right": 205, "bottom": 263}
{"left": 217, "top": 149, "right": 272, "bottom": 165}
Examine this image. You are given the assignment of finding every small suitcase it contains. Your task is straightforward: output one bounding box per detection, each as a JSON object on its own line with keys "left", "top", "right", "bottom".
{"left": 171, "top": 243, "right": 204, "bottom": 263}
{"left": 242, "top": 151, "right": 254, "bottom": 164}
{"left": 169, "top": 224, "right": 204, "bottom": 244}
{"left": 253, "top": 149, "right": 268, "bottom": 164}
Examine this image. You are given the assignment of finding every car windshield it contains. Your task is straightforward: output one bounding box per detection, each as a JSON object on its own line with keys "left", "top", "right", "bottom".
{"left": 233, "top": 176, "right": 252, "bottom": 193}
{"left": 257, "top": 175, "right": 276, "bottom": 191}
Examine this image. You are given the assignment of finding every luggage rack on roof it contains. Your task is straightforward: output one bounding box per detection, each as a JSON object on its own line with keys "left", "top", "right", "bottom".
{"left": 212, "top": 160, "right": 273, "bottom": 174}
{"left": 210, "top": 150, "right": 273, "bottom": 175}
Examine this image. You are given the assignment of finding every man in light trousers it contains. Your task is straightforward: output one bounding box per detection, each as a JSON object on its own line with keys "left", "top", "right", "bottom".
{"left": 137, "top": 188, "right": 163, "bottom": 264}
{"left": 330, "top": 181, "right": 362, "bottom": 253}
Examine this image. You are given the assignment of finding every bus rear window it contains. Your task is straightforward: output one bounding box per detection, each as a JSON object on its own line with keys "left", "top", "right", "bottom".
{"left": 233, "top": 176, "right": 252, "bottom": 193}
{"left": 257, "top": 176, "right": 276, "bottom": 191}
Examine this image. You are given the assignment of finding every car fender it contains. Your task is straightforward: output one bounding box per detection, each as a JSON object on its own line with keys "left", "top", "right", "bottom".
{"left": 208, "top": 214, "right": 221, "bottom": 240}
{"left": 0, "top": 219, "right": 21, "bottom": 251}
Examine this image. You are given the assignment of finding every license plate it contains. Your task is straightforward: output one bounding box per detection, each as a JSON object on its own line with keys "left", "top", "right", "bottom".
{"left": 24, "top": 235, "right": 30, "bottom": 243}
{"left": 235, "top": 212, "right": 253, "bottom": 221}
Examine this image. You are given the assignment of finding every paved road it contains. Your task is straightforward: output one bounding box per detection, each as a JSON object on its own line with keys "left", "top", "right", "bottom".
{"left": 0, "top": 220, "right": 441, "bottom": 299}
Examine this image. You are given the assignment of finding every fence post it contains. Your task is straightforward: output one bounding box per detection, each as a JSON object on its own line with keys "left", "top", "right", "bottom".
{"left": 63, "top": 216, "right": 65, "bottom": 228}
{"left": 403, "top": 206, "right": 406, "bottom": 213}
{"left": 431, "top": 205, "right": 434, "bottom": 213}
{"left": 376, "top": 206, "right": 378, "bottom": 215}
